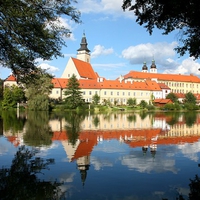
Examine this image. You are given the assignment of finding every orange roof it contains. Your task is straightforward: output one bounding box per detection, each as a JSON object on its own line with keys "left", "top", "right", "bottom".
{"left": 52, "top": 78, "right": 163, "bottom": 91}
{"left": 158, "top": 83, "right": 170, "bottom": 89}
{"left": 154, "top": 99, "right": 173, "bottom": 104}
{"left": 5, "top": 75, "right": 17, "bottom": 81}
{"left": 52, "top": 78, "right": 68, "bottom": 89}
{"left": 72, "top": 57, "right": 98, "bottom": 79}
{"left": 124, "top": 71, "right": 200, "bottom": 83}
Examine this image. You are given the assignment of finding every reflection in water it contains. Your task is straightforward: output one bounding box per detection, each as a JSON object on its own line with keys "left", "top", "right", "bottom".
{"left": 0, "top": 146, "right": 64, "bottom": 200}
{"left": 1, "top": 111, "right": 200, "bottom": 199}
{"left": 23, "top": 111, "right": 53, "bottom": 147}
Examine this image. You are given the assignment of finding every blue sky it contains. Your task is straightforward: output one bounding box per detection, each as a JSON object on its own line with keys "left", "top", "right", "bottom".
{"left": 1, "top": 0, "right": 200, "bottom": 80}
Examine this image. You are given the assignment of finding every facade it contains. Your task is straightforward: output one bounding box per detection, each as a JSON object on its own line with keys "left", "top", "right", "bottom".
{"left": 3, "top": 33, "right": 200, "bottom": 105}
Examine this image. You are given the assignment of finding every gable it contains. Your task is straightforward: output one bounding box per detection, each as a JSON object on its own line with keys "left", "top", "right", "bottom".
{"left": 72, "top": 58, "right": 97, "bottom": 79}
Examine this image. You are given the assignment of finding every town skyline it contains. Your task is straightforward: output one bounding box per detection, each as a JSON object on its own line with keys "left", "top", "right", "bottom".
{"left": 1, "top": 0, "right": 200, "bottom": 80}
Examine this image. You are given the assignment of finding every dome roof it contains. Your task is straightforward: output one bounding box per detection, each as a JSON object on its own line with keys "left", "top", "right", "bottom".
{"left": 142, "top": 62, "right": 148, "bottom": 70}
{"left": 150, "top": 60, "right": 156, "bottom": 69}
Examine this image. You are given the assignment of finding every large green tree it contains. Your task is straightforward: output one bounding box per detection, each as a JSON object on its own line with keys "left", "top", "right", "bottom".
{"left": 122, "top": 0, "right": 200, "bottom": 59}
{"left": 0, "top": 0, "right": 80, "bottom": 75}
{"left": 166, "top": 92, "right": 178, "bottom": 103}
{"left": 64, "top": 74, "right": 84, "bottom": 109}
{"left": 2, "top": 85, "right": 25, "bottom": 109}
{"left": 24, "top": 69, "right": 53, "bottom": 111}
{"left": 184, "top": 92, "right": 196, "bottom": 104}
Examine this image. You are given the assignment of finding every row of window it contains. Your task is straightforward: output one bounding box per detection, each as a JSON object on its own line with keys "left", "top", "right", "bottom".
{"left": 83, "top": 91, "right": 161, "bottom": 97}
{"left": 162, "top": 82, "right": 199, "bottom": 88}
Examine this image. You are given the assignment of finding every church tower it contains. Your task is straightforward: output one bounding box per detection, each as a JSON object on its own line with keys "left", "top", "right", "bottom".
{"left": 77, "top": 32, "right": 91, "bottom": 63}
{"left": 150, "top": 59, "right": 157, "bottom": 73}
{"left": 142, "top": 62, "right": 148, "bottom": 73}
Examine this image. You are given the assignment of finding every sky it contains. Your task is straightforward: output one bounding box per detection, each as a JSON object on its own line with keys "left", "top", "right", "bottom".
{"left": 1, "top": 0, "right": 200, "bottom": 80}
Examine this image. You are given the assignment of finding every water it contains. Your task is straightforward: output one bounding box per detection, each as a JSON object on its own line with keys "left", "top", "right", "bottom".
{"left": 0, "top": 111, "right": 200, "bottom": 200}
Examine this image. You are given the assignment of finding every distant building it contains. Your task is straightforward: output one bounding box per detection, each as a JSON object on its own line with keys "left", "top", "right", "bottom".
{"left": 3, "top": 33, "right": 200, "bottom": 105}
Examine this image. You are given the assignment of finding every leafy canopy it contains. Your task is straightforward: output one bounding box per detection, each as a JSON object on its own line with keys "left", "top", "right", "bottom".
{"left": 0, "top": 0, "right": 81, "bottom": 75}
{"left": 122, "top": 0, "right": 200, "bottom": 59}
{"left": 64, "top": 74, "right": 84, "bottom": 109}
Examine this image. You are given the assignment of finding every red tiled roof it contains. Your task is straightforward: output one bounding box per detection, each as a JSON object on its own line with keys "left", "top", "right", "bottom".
{"left": 72, "top": 57, "right": 98, "bottom": 79}
{"left": 154, "top": 99, "right": 173, "bottom": 104}
{"left": 123, "top": 71, "right": 200, "bottom": 83}
{"left": 52, "top": 78, "right": 68, "bottom": 89}
{"left": 52, "top": 78, "right": 163, "bottom": 91}
{"left": 5, "top": 75, "right": 17, "bottom": 81}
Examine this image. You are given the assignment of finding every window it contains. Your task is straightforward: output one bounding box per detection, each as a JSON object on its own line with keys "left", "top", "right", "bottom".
{"left": 68, "top": 74, "right": 70, "bottom": 77}
{"left": 111, "top": 91, "right": 113, "bottom": 95}
{"left": 123, "top": 92, "right": 125, "bottom": 95}
{"left": 89, "top": 91, "right": 92, "bottom": 95}
{"left": 117, "top": 92, "right": 119, "bottom": 95}
{"left": 104, "top": 91, "right": 107, "bottom": 95}
{"left": 133, "top": 92, "right": 135, "bottom": 96}
{"left": 128, "top": 92, "right": 130, "bottom": 96}
{"left": 83, "top": 91, "right": 85, "bottom": 95}
{"left": 95, "top": 91, "right": 98, "bottom": 94}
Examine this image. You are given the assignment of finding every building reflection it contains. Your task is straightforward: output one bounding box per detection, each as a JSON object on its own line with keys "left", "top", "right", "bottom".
{"left": 3, "top": 112, "right": 200, "bottom": 185}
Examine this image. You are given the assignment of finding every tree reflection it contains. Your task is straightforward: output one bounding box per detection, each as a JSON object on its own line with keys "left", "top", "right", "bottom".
{"left": 92, "top": 115, "right": 100, "bottom": 127}
{"left": 127, "top": 114, "right": 137, "bottom": 122}
{"left": 65, "top": 112, "right": 85, "bottom": 146}
{"left": 23, "top": 111, "right": 53, "bottom": 146}
{"left": 1, "top": 110, "right": 26, "bottom": 132}
{"left": 0, "top": 146, "right": 64, "bottom": 200}
{"left": 183, "top": 112, "right": 197, "bottom": 127}
{"left": 164, "top": 112, "right": 180, "bottom": 125}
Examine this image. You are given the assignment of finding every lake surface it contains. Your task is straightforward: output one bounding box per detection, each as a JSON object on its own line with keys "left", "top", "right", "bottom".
{"left": 0, "top": 111, "right": 200, "bottom": 200}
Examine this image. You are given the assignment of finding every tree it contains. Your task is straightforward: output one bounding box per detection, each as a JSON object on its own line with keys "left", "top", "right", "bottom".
{"left": 24, "top": 69, "right": 53, "bottom": 111}
{"left": 166, "top": 92, "right": 178, "bottom": 103}
{"left": 184, "top": 92, "right": 196, "bottom": 104}
{"left": 127, "top": 97, "right": 136, "bottom": 106}
{"left": 2, "top": 85, "right": 25, "bottom": 109}
{"left": 139, "top": 100, "right": 148, "bottom": 109}
{"left": 0, "top": 146, "right": 64, "bottom": 200}
{"left": 92, "top": 93, "right": 100, "bottom": 105}
{"left": 122, "top": 0, "right": 200, "bottom": 59}
{"left": 0, "top": 0, "right": 81, "bottom": 75}
{"left": 64, "top": 74, "right": 84, "bottom": 109}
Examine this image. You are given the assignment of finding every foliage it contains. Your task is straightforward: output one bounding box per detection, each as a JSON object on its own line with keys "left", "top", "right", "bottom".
{"left": 166, "top": 93, "right": 178, "bottom": 103}
{"left": 184, "top": 103, "right": 199, "bottom": 110}
{"left": 184, "top": 92, "right": 196, "bottom": 104}
{"left": 24, "top": 69, "right": 53, "bottom": 111}
{"left": 0, "top": 0, "right": 81, "bottom": 75}
{"left": 65, "top": 111, "right": 85, "bottom": 146}
{"left": 163, "top": 102, "right": 181, "bottom": 111}
{"left": 139, "top": 100, "right": 148, "bottom": 109}
{"left": 64, "top": 74, "right": 84, "bottom": 109}
{"left": 23, "top": 111, "right": 53, "bottom": 146}
{"left": 2, "top": 85, "right": 25, "bottom": 109}
{"left": 0, "top": 79, "right": 3, "bottom": 100}
{"left": 127, "top": 97, "right": 136, "bottom": 106}
{"left": 1, "top": 110, "right": 26, "bottom": 132}
{"left": 183, "top": 112, "right": 197, "bottom": 127}
{"left": 0, "top": 146, "right": 64, "bottom": 200}
{"left": 146, "top": 104, "right": 155, "bottom": 110}
{"left": 122, "top": 0, "right": 200, "bottom": 59}
{"left": 92, "top": 93, "right": 100, "bottom": 105}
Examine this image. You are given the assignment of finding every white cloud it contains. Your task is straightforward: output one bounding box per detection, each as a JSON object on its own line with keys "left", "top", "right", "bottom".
{"left": 163, "top": 57, "right": 200, "bottom": 75}
{"left": 77, "top": 0, "right": 133, "bottom": 18}
{"left": 38, "top": 63, "right": 59, "bottom": 74}
{"left": 91, "top": 45, "right": 114, "bottom": 58}
{"left": 122, "top": 42, "right": 177, "bottom": 65}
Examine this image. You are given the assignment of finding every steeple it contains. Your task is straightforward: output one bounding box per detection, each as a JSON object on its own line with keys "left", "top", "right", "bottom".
{"left": 142, "top": 61, "right": 148, "bottom": 73}
{"left": 150, "top": 59, "right": 157, "bottom": 73}
{"left": 77, "top": 32, "right": 91, "bottom": 63}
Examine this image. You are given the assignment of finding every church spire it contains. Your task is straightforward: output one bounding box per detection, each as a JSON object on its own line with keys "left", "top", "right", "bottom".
{"left": 77, "top": 32, "right": 91, "bottom": 63}
{"left": 77, "top": 32, "right": 90, "bottom": 52}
